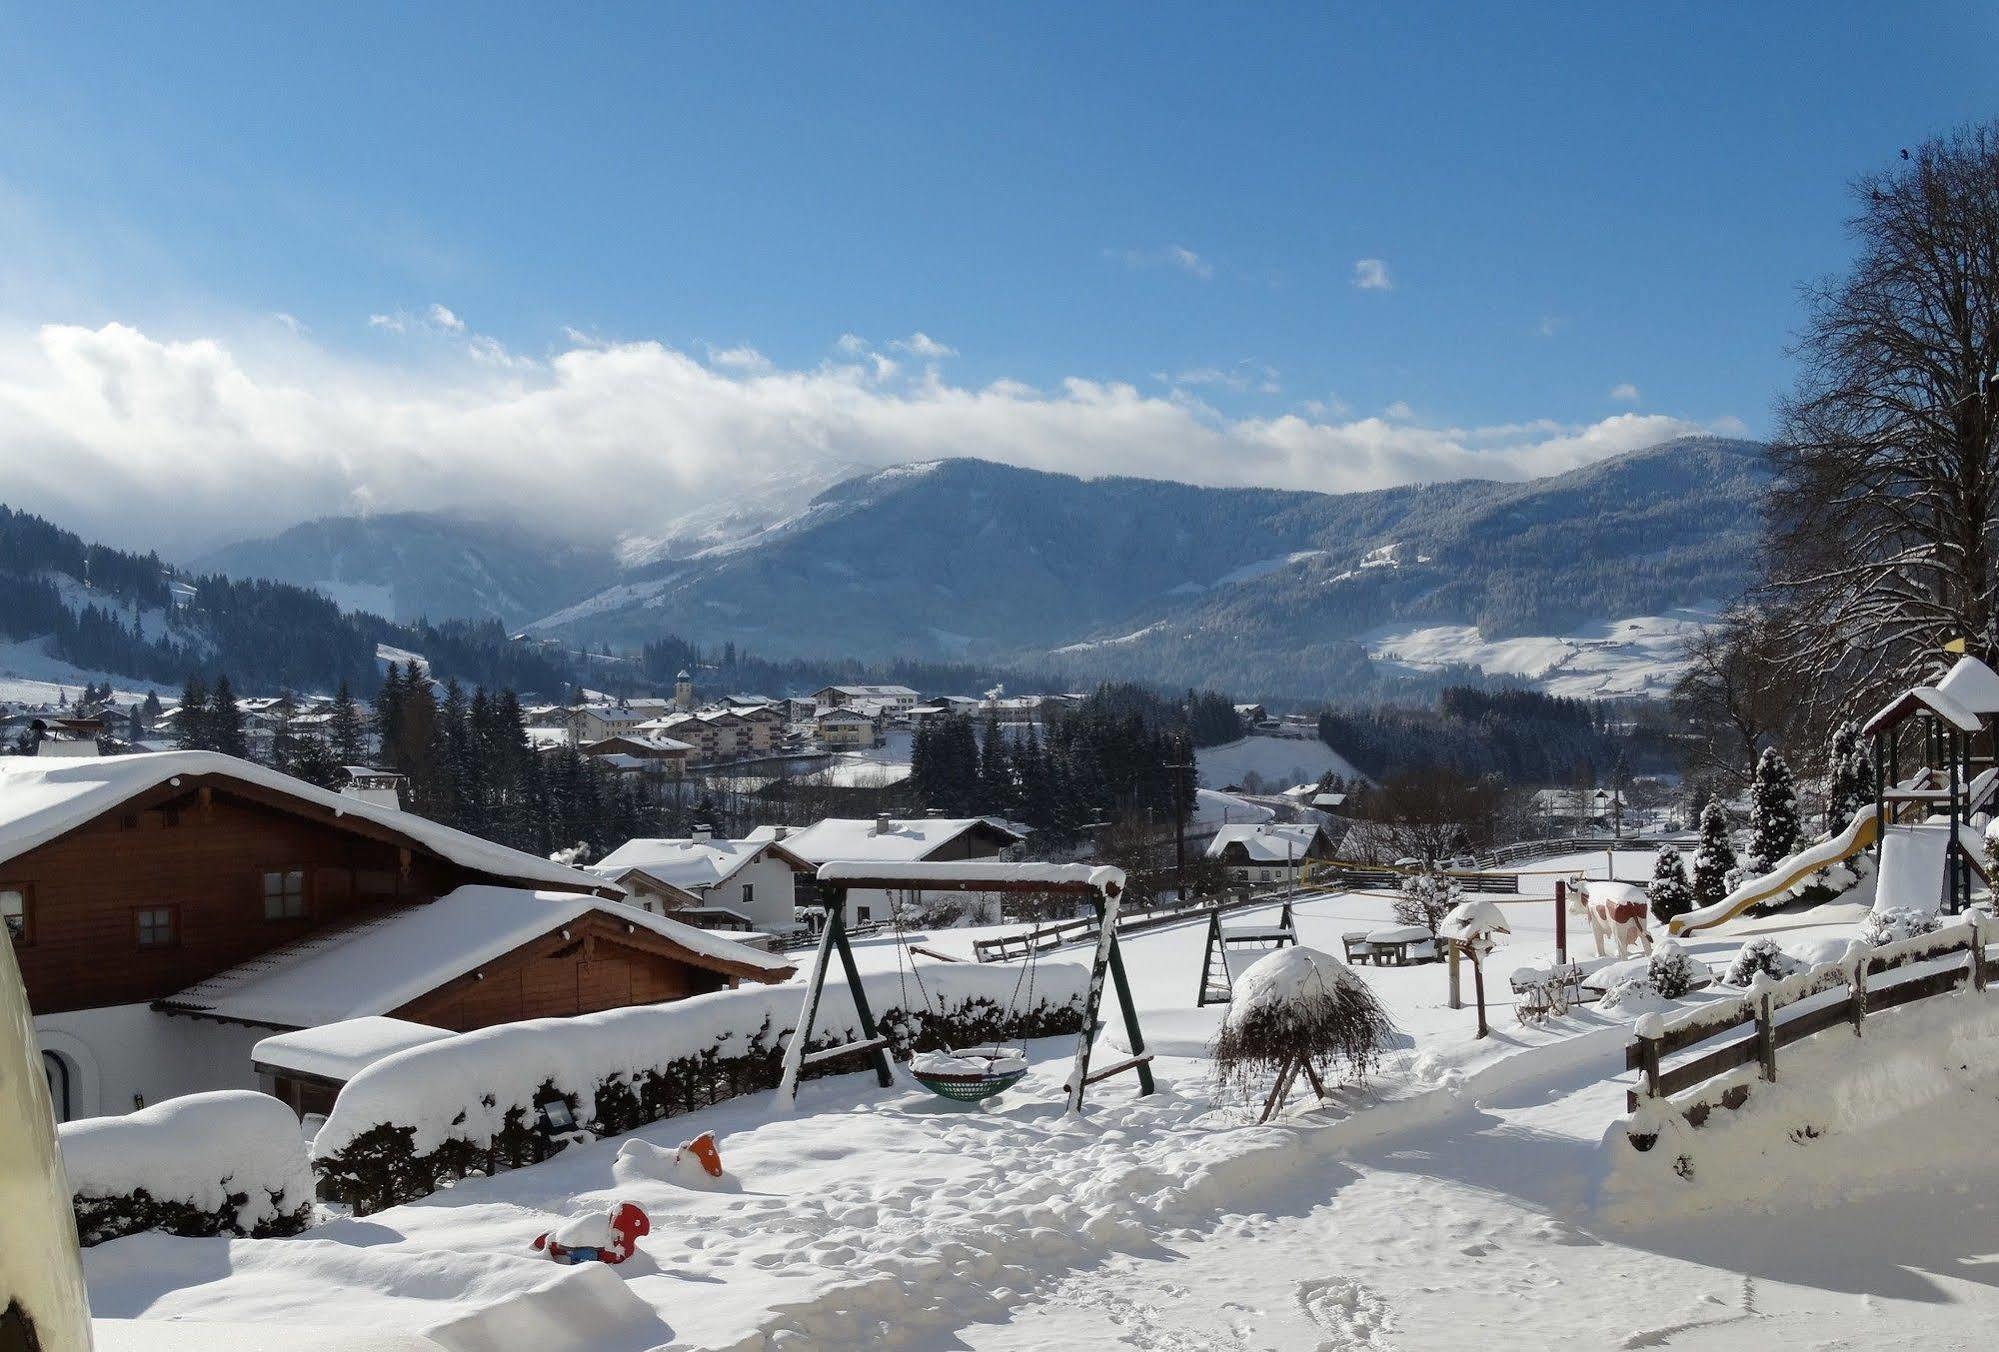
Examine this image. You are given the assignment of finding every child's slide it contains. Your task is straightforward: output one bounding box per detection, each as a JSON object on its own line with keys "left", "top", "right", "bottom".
{"left": 1670, "top": 806, "right": 1880, "bottom": 936}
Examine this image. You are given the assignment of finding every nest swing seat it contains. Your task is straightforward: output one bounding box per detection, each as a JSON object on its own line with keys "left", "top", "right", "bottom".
{"left": 907, "top": 1046, "right": 1031, "bottom": 1101}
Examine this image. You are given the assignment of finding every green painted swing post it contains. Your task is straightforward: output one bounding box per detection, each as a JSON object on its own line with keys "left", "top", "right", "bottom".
{"left": 773, "top": 882, "right": 894, "bottom": 1109}
{"left": 1064, "top": 886, "right": 1155, "bottom": 1112}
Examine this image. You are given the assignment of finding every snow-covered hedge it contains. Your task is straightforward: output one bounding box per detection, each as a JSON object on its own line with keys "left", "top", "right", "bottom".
{"left": 314, "top": 960, "right": 1088, "bottom": 1214}
{"left": 59, "top": 1091, "right": 315, "bottom": 1246}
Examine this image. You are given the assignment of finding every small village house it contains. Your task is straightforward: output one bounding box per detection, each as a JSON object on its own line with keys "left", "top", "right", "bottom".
{"left": 588, "top": 826, "right": 809, "bottom": 933}
{"left": 1204, "top": 822, "right": 1336, "bottom": 886}
{"left": 747, "top": 814, "right": 1027, "bottom": 927}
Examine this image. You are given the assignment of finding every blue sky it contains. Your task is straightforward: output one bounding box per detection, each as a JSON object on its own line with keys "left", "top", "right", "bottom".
{"left": 1, "top": 4, "right": 1995, "bottom": 551}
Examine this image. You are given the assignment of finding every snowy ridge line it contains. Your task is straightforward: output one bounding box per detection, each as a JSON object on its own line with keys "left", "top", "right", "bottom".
{"left": 698, "top": 1021, "right": 1634, "bottom": 1351}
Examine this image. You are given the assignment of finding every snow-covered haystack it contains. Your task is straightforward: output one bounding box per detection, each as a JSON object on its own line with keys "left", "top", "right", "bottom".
{"left": 315, "top": 961, "right": 1088, "bottom": 1213}
{"left": 1210, "top": 946, "right": 1397, "bottom": 1109}
{"left": 58, "top": 1090, "right": 315, "bottom": 1245}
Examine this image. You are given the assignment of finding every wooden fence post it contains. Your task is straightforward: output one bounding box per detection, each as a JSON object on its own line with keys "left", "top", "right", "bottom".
{"left": 1848, "top": 962, "right": 1867, "bottom": 1036}
{"left": 1756, "top": 993, "right": 1778, "bottom": 1082}
{"left": 1972, "top": 927, "right": 1988, "bottom": 994}
{"left": 1447, "top": 939, "right": 1462, "bottom": 1010}
{"left": 1637, "top": 1028, "right": 1662, "bottom": 1102}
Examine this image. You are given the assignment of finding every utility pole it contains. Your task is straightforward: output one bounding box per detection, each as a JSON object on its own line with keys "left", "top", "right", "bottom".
{"left": 1166, "top": 757, "right": 1193, "bottom": 903}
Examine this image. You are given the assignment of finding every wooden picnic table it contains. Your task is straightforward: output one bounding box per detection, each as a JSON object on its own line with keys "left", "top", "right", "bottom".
{"left": 1365, "top": 924, "right": 1436, "bottom": 966}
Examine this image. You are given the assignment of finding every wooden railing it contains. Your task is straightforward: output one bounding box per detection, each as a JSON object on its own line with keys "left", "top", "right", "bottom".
{"left": 1623, "top": 918, "right": 1994, "bottom": 1148}
{"left": 1476, "top": 834, "right": 1683, "bottom": 869}
{"left": 971, "top": 885, "right": 1295, "bottom": 962}
{"left": 1312, "top": 862, "right": 1521, "bottom": 894}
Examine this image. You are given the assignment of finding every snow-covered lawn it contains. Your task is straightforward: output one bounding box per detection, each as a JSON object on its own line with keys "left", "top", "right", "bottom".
{"left": 82, "top": 863, "right": 1999, "bottom": 1350}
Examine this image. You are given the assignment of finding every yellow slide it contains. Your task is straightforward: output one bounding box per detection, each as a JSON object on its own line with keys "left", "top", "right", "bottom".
{"left": 1670, "top": 806, "right": 1881, "bottom": 936}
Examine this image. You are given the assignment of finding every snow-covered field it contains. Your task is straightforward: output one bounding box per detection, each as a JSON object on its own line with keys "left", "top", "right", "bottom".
{"left": 1197, "top": 735, "right": 1365, "bottom": 791}
{"left": 80, "top": 848, "right": 1999, "bottom": 1350}
{"left": 1365, "top": 607, "right": 1717, "bottom": 699}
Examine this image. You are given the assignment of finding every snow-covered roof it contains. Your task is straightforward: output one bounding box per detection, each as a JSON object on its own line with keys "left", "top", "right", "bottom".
{"left": 0, "top": 750, "right": 610, "bottom": 893}
{"left": 1204, "top": 822, "right": 1324, "bottom": 863}
{"left": 1935, "top": 655, "right": 1999, "bottom": 716}
{"left": 1440, "top": 898, "right": 1512, "bottom": 943}
{"left": 160, "top": 885, "right": 793, "bottom": 1028}
{"left": 1862, "top": 684, "right": 1983, "bottom": 736}
{"left": 745, "top": 816, "right": 1023, "bottom": 864}
{"left": 251, "top": 1016, "right": 455, "bottom": 1083}
{"left": 593, "top": 835, "right": 789, "bottom": 892}
{"left": 815, "top": 861, "right": 1124, "bottom": 892}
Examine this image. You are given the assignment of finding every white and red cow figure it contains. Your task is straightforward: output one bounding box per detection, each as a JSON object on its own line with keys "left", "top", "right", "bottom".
{"left": 1567, "top": 876, "right": 1654, "bottom": 960}
{"left": 532, "top": 1201, "right": 651, "bottom": 1265}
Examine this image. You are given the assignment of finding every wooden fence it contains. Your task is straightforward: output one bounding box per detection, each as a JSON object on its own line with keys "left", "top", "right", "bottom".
{"left": 1623, "top": 920, "right": 1993, "bottom": 1147}
{"left": 1313, "top": 863, "right": 1520, "bottom": 894}
{"left": 971, "top": 885, "right": 1294, "bottom": 963}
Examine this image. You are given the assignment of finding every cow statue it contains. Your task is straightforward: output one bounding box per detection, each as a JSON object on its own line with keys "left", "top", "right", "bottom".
{"left": 1567, "top": 876, "right": 1654, "bottom": 960}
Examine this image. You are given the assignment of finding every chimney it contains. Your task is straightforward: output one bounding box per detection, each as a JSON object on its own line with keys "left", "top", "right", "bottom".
{"left": 925, "top": 808, "right": 943, "bottom": 818}
{"left": 692, "top": 824, "right": 713, "bottom": 843}
{"left": 874, "top": 813, "right": 892, "bottom": 836}
{"left": 774, "top": 824, "right": 788, "bottom": 840}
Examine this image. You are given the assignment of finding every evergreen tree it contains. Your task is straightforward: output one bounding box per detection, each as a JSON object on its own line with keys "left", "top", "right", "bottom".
{"left": 1647, "top": 846, "right": 1695, "bottom": 925}
{"left": 286, "top": 730, "right": 344, "bottom": 789}
{"left": 329, "top": 679, "right": 367, "bottom": 766}
{"left": 1747, "top": 747, "right": 1800, "bottom": 873}
{"left": 175, "top": 674, "right": 210, "bottom": 750}
{"left": 1691, "top": 797, "right": 1738, "bottom": 906}
{"left": 978, "top": 712, "right": 1013, "bottom": 815}
{"left": 268, "top": 692, "right": 300, "bottom": 776}
{"left": 1821, "top": 719, "right": 1873, "bottom": 830}
{"left": 209, "top": 675, "right": 248, "bottom": 759}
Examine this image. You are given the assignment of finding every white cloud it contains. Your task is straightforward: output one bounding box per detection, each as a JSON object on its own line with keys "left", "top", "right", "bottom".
{"left": 367, "top": 312, "right": 405, "bottom": 333}
{"left": 1352, "top": 258, "right": 1393, "bottom": 291}
{"left": 1710, "top": 414, "right": 1749, "bottom": 436}
{"left": 1535, "top": 315, "right": 1563, "bottom": 338}
{"left": 888, "top": 332, "right": 955, "bottom": 361}
{"left": 1115, "top": 244, "right": 1215, "bottom": 280}
{"left": 0, "top": 319, "right": 1724, "bottom": 558}
{"left": 707, "top": 344, "right": 772, "bottom": 373}
{"left": 1609, "top": 381, "right": 1640, "bottom": 402}
{"left": 1383, "top": 400, "right": 1413, "bottom": 419}
{"left": 834, "top": 332, "right": 869, "bottom": 356}
{"left": 427, "top": 303, "right": 465, "bottom": 334}
{"left": 272, "top": 312, "right": 306, "bottom": 335}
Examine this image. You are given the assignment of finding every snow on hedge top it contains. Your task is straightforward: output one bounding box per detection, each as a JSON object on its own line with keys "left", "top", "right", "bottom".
{"left": 1224, "top": 946, "right": 1367, "bottom": 1027}
{"left": 313, "top": 958, "right": 1089, "bottom": 1160}
{"left": 59, "top": 1090, "right": 312, "bottom": 1225}
{"left": 744, "top": 816, "right": 1023, "bottom": 863}
{"left": 0, "top": 750, "right": 606, "bottom": 893}
{"left": 164, "top": 885, "right": 792, "bottom": 1027}
{"left": 252, "top": 1017, "right": 457, "bottom": 1083}
{"left": 1203, "top": 822, "right": 1322, "bottom": 863}
{"left": 814, "top": 860, "right": 1126, "bottom": 892}
{"left": 1935, "top": 654, "right": 1999, "bottom": 715}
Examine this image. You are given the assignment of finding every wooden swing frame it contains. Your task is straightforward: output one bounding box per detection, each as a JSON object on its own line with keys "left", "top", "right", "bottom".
{"left": 774, "top": 862, "right": 1154, "bottom": 1113}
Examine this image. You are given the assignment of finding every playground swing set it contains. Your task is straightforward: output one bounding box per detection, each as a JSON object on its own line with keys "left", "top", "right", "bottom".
{"left": 773, "top": 861, "right": 1155, "bottom": 1113}
{"left": 1195, "top": 895, "right": 1298, "bottom": 1006}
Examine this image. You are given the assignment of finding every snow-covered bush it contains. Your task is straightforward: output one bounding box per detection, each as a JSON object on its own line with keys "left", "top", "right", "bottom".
{"left": 1721, "top": 937, "right": 1806, "bottom": 988}
{"left": 1393, "top": 868, "right": 1462, "bottom": 937}
{"left": 314, "top": 962, "right": 1088, "bottom": 1214}
{"left": 1210, "top": 947, "right": 1397, "bottom": 1110}
{"left": 1691, "top": 798, "right": 1737, "bottom": 905}
{"left": 1647, "top": 939, "right": 1703, "bottom": 1000}
{"left": 59, "top": 1091, "right": 315, "bottom": 1246}
{"left": 897, "top": 889, "right": 1001, "bottom": 928}
{"left": 1861, "top": 907, "right": 1941, "bottom": 947}
{"left": 1647, "top": 847, "right": 1694, "bottom": 925}
{"left": 1600, "top": 974, "right": 1667, "bottom": 1014}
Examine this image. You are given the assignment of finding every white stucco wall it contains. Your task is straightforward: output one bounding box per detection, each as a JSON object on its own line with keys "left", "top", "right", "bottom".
{"left": 34, "top": 1004, "right": 266, "bottom": 1122}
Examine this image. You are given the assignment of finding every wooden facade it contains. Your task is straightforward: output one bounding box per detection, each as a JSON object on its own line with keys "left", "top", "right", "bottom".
{"left": 4, "top": 771, "right": 600, "bottom": 1017}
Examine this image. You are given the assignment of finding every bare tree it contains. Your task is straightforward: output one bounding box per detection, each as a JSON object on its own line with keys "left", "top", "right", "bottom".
{"left": 1672, "top": 605, "right": 1801, "bottom": 785}
{"left": 1766, "top": 123, "right": 1999, "bottom": 702}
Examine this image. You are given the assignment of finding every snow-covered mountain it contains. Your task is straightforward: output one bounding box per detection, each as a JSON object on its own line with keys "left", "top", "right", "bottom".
{"left": 193, "top": 514, "right": 621, "bottom": 629}
{"left": 526, "top": 436, "right": 1769, "bottom": 700}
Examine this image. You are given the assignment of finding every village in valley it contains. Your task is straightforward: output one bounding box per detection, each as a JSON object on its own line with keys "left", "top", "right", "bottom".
{"left": 8, "top": 8, "right": 1999, "bottom": 1352}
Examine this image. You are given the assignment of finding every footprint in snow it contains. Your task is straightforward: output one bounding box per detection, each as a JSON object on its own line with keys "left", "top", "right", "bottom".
{"left": 1296, "top": 1275, "right": 1395, "bottom": 1350}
